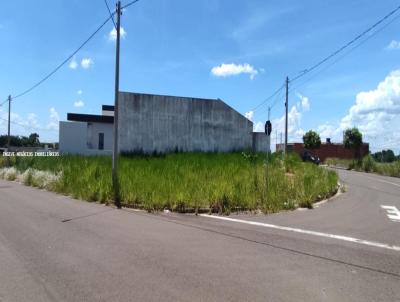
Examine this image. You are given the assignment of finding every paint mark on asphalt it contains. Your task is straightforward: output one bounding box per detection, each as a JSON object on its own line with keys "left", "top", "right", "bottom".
{"left": 200, "top": 214, "right": 400, "bottom": 252}
{"left": 381, "top": 205, "right": 400, "bottom": 222}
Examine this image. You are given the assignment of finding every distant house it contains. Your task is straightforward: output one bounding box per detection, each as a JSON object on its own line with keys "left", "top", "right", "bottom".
{"left": 276, "top": 140, "right": 369, "bottom": 161}
{"left": 59, "top": 92, "right": 271, "bottom": 155}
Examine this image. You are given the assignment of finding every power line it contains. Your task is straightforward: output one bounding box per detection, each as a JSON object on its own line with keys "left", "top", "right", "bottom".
{"left": 250, "top": 84, "right": 285, "bottom": 112}
{"left": 0, "top": 99, "right": 7, "bottom": 107}
{"left": 121, "top": 0, "right": 141, "bottom": 10}
{"left": 10, "top": 14, "right": 114, "bottom": 102}
{"left": 104, "top": 0, "right": 117, "bottom": 29}
{"left": 0, "top": 117, "right": 57, "bottom": 132}
{"left": 290, "top": 11, "right": 400, "bottom": 93}
{"left": 290, "top": 4, "right": 400, "bottom": 83}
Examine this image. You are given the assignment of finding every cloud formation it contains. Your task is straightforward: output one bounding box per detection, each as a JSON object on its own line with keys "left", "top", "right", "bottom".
{"left": 386, "top": 40, "right": 400, "bottom": 50}
{"left": 315, "top": 70, "right": 400, "bottom": 152}
{"left": 245, "top": 110, "right": 254, "bottom": 121}
{"left": 47, "top": 107, "right": 60, "bottom": 131}
{"left": 69, "top": 57, "right": 78, "bottom": 69}
{"left": 81, "top": 58, "right": 93, "bottom": 69}
{"left": 211, "top": 63, "right": 259, "bottom": 80}
{"left": 74, "top": 100, "right": 84, "bottom": 108}
{"left": 108, "top": 26, "right": 127, "bottom": 41}
{"left": 297, "top": 93, "right": 310, "bottom": 112}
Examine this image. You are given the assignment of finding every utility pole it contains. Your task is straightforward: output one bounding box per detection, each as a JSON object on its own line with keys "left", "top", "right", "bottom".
{"left": 265, "top": 106, "right": 271, "bottom": 202}
{"left": 112, "top": 1, "right": 122, "bottom": 209}
{"left": 284, "top": 76, "right": 289, "bottom": 155}
{"left": 7, "top": 95, "right": 11, "bottom": 151}
{"left": 267, "top": 106, "right": 271, "bottom": 153}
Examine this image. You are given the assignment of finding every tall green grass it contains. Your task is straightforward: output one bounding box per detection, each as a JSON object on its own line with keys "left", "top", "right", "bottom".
{"left": 325, "top": 156, "right": 400, "bottom": 178}
{"left": 2, "top": 152, "right": 338, "bottom": 213}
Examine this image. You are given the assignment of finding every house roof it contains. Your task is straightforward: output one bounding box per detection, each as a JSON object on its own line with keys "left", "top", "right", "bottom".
{"left": 67, "top": 113, "right": 114, "bottom": 124}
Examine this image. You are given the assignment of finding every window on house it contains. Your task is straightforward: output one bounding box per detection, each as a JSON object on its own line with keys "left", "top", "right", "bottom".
{"left": 98, "top": 133, "right": 104, "bottom": 150}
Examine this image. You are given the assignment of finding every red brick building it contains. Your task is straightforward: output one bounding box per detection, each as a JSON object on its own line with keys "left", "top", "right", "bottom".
{"left": 276, "top": 142, "right": 369, "bottom": 162}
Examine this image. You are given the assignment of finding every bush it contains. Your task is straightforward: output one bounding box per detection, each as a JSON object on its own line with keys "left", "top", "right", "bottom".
{"left": 362, "top": 155, "right": 375, "bottom": 172}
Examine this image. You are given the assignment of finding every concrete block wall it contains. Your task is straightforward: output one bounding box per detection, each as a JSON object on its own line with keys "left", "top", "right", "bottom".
{"left": 252, "top": 132, "right": 270, "bottom": 153}
{"left": 117, "top": 92, "right": 254, "bottom": 154}
{"left": 59, "top": 121, "right": 112, "bottom": 155}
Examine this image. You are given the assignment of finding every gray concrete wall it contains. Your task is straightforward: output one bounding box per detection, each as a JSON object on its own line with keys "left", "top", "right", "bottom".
{"left": 117, "top": 92, "right": 253, "bottom": 153}
{"left": 252, "top": 132, "right": 270, "bottom": 153}
{"left": 59, "top": 121, "right": 112, "bottom": 155}
{"left": 87, "top": 122, "right": 113, "bottom": 151}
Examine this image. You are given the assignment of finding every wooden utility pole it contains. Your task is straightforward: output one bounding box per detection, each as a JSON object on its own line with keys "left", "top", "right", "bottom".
{"left": 7, "top": 95, "right": 11, "bottom": 150}
{"left": 284, "top": 77, "right": 289, "bottom": 154}
{"left": 112, "top": 1, "right": 122, "bottom": 209}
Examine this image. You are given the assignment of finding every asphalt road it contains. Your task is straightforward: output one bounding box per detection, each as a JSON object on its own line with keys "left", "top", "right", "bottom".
{"left": 0, "top": 169, "right": 399, "bottom": 302}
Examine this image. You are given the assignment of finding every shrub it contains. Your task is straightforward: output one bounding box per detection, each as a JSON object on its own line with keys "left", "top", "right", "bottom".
{"left": 362, "top": 155, "right": 375, "bottom": 172}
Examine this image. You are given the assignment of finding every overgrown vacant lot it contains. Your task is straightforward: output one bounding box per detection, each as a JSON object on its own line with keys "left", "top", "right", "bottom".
{"left": 0, "top": 152, "right": 338, "bottom": 213}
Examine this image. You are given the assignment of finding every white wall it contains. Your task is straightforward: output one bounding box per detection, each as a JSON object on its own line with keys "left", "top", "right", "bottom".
{"left": 87, "top": 122, "right": 113, "bottom": 151}
{"left": 59, "top": 121, "right": 112, "bottom": 155}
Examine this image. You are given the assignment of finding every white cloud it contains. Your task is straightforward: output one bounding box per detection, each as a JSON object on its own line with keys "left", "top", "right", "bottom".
{"left": 73, "top": 100, "right": 84, "bottom": 108}
{"left": 108, "top": 26, "right": 127, "bottom": 41}
{"left": 252, "top": 94, "right": 311, "bottom": 148}
{"left": 81, "top": 58, "right": 93, "bottom": 69}
{"left": 77, "top": 90, "right": 83, "bottom": 95}
{"left": 47, "top": 107, "right": 60, "bottom": 131}
{"left": 211, "top": 63, "right": 259, "bottom": 80}
{"left": 254, "top": 121, "right": 264, "bottom": 132}
{"left": 297, "top": 93, "right": 310, "bottom": 112}
{"left": 27, "top": 113, "right": 40, "bottom": 129}
{"left": 314, "top": 70, "right": 400, "bottom": 152}
{"left": 245, "top": 110, "right": 254, "bottom": 121}
{"left": 386, "top": 40, "right": 400, "bottom": 50}
{"left": 69, "top": 57, "right": 78, "bottom": 70}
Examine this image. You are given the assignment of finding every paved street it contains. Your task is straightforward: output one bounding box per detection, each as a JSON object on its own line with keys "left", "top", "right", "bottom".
{"left": 0, "top": 169, "right": 399, "bottom": 302}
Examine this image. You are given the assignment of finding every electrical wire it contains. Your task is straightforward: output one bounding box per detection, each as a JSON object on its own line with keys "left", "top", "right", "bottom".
{"left": 10, "top": 14, "right": 114, "bottom": 102}
{"left": 250, "top": 84, "right": 285, "bottom": 113}
{"left": 0, "top": 117, "right": 57, "bottom": 132}
{"left": 290, "top": 4, "right": 400, "bottom": 83}
{"left": 0, "top": 99, "right": 8, "bottom": 107}
{"left": 121, "top": 0, "right": 141, "bottom": 10}
{"left": 290, "top": 10, "right": 400, "bottom": 93}
{"left": 104, "top": 0, "right": 117, "bottom": 29}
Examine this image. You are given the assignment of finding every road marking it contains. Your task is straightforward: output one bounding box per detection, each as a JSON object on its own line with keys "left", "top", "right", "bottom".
{"left": 200, "top": 214, "right": 400, "bottom": 252}
{"left": 381, "top": 205, "right": 400, "bottom": 222}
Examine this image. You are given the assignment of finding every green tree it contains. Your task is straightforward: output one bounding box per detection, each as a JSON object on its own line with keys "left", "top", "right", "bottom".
{"left": 28, "top": 133, "right": 40, "bottom": 146}
{"left": 372, "top": 149, "right": 396, "bottom": 163}
{"left": 343, "top": 127, "right": 363, "bottom": 159}
{"left": 303, "top": 130, "right": 321, "bottom": 150}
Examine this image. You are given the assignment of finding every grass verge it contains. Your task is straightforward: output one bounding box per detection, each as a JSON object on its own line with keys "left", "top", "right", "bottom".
{"left": 0, "top": 152, "right": 338, "bottom": 214}
{"left": 326, "top": 156, "right": 400, "bottom": 178}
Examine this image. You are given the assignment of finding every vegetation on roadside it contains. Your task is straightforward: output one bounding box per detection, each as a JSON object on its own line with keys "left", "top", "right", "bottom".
{"left": 0, "top": 152, "right": 338, "bottom": 214}
{"left": 325, "top": 155, "right": 400, "bottom": 178}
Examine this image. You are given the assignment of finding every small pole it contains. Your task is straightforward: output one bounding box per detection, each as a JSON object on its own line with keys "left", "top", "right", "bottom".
{"left": 284, "top": 77, "right": 289, "bottom": 155}
{"left": 112, "top": 1, "right": 121, "bottom": 209}
{"left": 7, "top": 95, "right": 11, "bottom": 150}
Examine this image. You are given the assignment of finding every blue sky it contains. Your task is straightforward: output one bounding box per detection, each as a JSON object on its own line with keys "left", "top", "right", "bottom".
{"left": 0, "top": 0, "right": 400, "bottom": 152}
